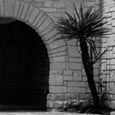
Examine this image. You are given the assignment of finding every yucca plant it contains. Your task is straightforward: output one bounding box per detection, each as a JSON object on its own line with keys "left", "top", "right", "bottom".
{"left": 56, "top": 5, "right": 109, "bottom": 110}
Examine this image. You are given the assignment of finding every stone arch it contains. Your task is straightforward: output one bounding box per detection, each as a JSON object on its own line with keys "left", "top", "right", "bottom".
{"left": 0, "top": 0, "right": 67, "bottom": 109}
{"left": 0, "top": 0, "right": 66, "bottom": 62}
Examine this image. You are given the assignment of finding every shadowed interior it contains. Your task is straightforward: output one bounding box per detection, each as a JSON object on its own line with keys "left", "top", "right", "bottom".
{"left": 0, "top": 19, "right": 49, "bottom": 111}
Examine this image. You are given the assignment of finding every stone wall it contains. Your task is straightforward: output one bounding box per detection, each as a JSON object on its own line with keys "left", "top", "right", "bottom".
{"left": 101, "top": 0, "right": 115, "bottom": 109}
{"left": 0, "top": 0, "right": 101, "bottom": 110}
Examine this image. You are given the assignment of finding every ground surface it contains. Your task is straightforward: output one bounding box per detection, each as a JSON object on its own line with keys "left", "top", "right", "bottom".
{"left": 0, "top": 112, "right": 79, "bottom": 115}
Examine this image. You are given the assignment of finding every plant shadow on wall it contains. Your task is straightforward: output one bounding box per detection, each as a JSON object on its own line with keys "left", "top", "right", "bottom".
{"left": 56, "top": 4, "right": 113, "bottom": 114}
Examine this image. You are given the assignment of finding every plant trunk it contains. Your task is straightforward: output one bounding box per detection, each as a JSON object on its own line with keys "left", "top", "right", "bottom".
{"left": 79, "top": 37, "right": 100, "bottom": 108}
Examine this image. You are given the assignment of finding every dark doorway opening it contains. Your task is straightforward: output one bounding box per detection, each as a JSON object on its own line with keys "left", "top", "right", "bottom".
{"left": 0, "top": 18, "right": 49, "bottom": 111}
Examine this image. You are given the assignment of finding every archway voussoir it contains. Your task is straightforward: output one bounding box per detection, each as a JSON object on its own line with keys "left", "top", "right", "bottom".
{"left": 36, "top": 14, "right": 47, "bottom": 27}
{"left": 4, "top": 0, "right": 15, "bottom": 17}
{"left": 46, "top": 33, "right": 62, "bottom": 44}
{"left": 25, "top": 4, "right": 34, "bottom": 22}
{"left": 43, "top": 28, "right": 59, "bottom": 41}
{"left": 28, "top": 8, "right": 40, "bottom": 24}
{"left": 40, "top": 23, "right": 55, "bottom": 35}
{"left": 38, "top": 17, "right": 52, "bottom": 33}
{"left": 14, "top": 0, "right": 21, "bottom": 17}
{"left": 17, "top": 2, "right": 25, "bottom": 19}
{"left": 50, "top": 46, "right": 67, "bottom": 54}
{"left": 49, "top": 39, "right": 65, "bottom": 50}
{"left": 32, "top": 11, "right": 44, "bottom": 26}
{"left": 20, "top": 2, "right": 29, "bottom": 20}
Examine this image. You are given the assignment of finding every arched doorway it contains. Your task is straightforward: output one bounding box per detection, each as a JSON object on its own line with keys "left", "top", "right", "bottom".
{"left": 0, "top": 18, "right": 49, "bottom": 111}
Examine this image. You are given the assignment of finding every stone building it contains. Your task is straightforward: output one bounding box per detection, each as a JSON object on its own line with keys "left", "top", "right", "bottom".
{"left": 0, "top": 0, "right": 114, "bottom": 111}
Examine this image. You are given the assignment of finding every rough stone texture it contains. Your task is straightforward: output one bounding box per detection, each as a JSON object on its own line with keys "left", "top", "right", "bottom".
{"left": 49, "top": 74, "right": 63, "bottom": 85}
{"left": 102, "top": 0, "right": 115, "bottom": 109}
{"left": 0, "top": 0, "right": 101, "bottom": 110}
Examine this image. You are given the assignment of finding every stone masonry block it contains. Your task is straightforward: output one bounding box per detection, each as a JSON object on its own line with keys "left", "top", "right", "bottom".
{"left": 28, "top": 8, "right": 40, "bottom": 24}
{"left": 47, "top": 93, "right": 65, "bottom": 101}
{"left": 14, "top": 0, "right": 21, "bottom": 17}
{"left": 33, "top": 11, "right": 44, "bottom": 26}
{"left": 47, "top": 94, "right": 56, "bottom": 101}
{"left": 46, "top": 33, "right": 62, "bottom": 44}
{"left": 82, "top": 68, "right": 86, "bottom": 76}
{"left": 49, "top": 74, "right": 63, "bottom": 85}
{"left": 63, "top": 75, "right": 73, "bottom": 81}
{"left": 54, "top": 94, "right": 64, "bottom": 101}
{"left": 67, "top": 82, "right": 76, "bottom": 87}
{"left": 53, "top": 101, "right": 63, "bottom": 108}
{"left": 69, "top": 63, "right": 82, "bottom": 70}
{"left": 49, "top": 40, "right": 65, "bottom": 49}
{"left": 79, "top": 93, "right": 91, "bottom": 100}
{"left": 65, "top": 93, "right": 78, "bottom": 100}
{"left": 40, "top": 8, "right": 57, "bottom": 13}
{"left": 49, "top": 86, "right": 66, "bottom": 93}
{"left": 20, "top": 2, "right": 29, "bottom": 19}
{"left": 40, "top": 23, "right": 55, "bottom": 35}
{"left": 50, "top": 46, "right": 66, "bottom": 54}
{"left": 36, "top": 14, "right": 47, "bottom": 27}
{"left": 112, "top": 19, "right": 115, "bottom": 27}
{"left": 67, "top": 87, "right": 79, "bottom": 93}
{"left": 70, "top": 58, "right": 82, "bottom": 63}
{"left": 67, "top": 81, "right": 86, "bottom": 87}
{"left": 73, "top": 71, "right": 82, "bottom": 81}
{"left": 38, "top": 17, "right": 52, "bottom": 32}
{"left": 82, "top": 76, "right": 87, "bottom": 82}
{"left": 51, "top": 56, "right": 65, "bottom": 63}
{"left": 93, "top": 62, "right": 100, "bottom": 68}
{"left": 47, "top": 101, "right": 53, "bottom": 108}
{"left": 94, "top": 68, "right": 99, "bottom": 76}
{"left": 66, "top": 39, "right": 77, "bottom": 46}
{"left": 112, "top": 11, "right": 115, "bottom": 19}
{"left": 110, "top": 6, "right": 115, "bottom": 12}
{"left": 64, "top": 70, "right": 73, "bottom": 76}
{"left": 107, "top": 17, "right": 112, "bottom": 25}
{"left": 17, "top": 2, "right": 24, "bottom": 18}
{"left": 44, "top": 0, "right": 53, "bottom": 7}
{"left": 106, "top": 12, "right": 112, "bottom": 18}
{"left": 50, "top": 70, "right": 63, "bottom": 74}
{"left": 95, "top": 0, "right": 100, "bottom": 5}
{"left": 25, "top": 4, "right": 34, "bottom": 21}
{"left": 50, "top": 62, "right": 66, "bottom": 69}
{"left": 68, "top": 46, "right": 81, "bottom": 58}
{"left": 112, "top": 26, "right": 115, "bottom": 34}
{"left": 44, "top": 29, "right": 59, "bottom": 41}
{"left": 79, "top": 88, "right": 86, "bottom": 93}
{"left": 104, "top": 6, "right": 111, "bottom": 13}
{"left": 4, "top": 0, "right": 15, "bottom": 16}
{"left": 50, "top": 51, "right": 66, "bottom": 57}
{"left": 53, "top": 0, "right": 65, "bottom": 8}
